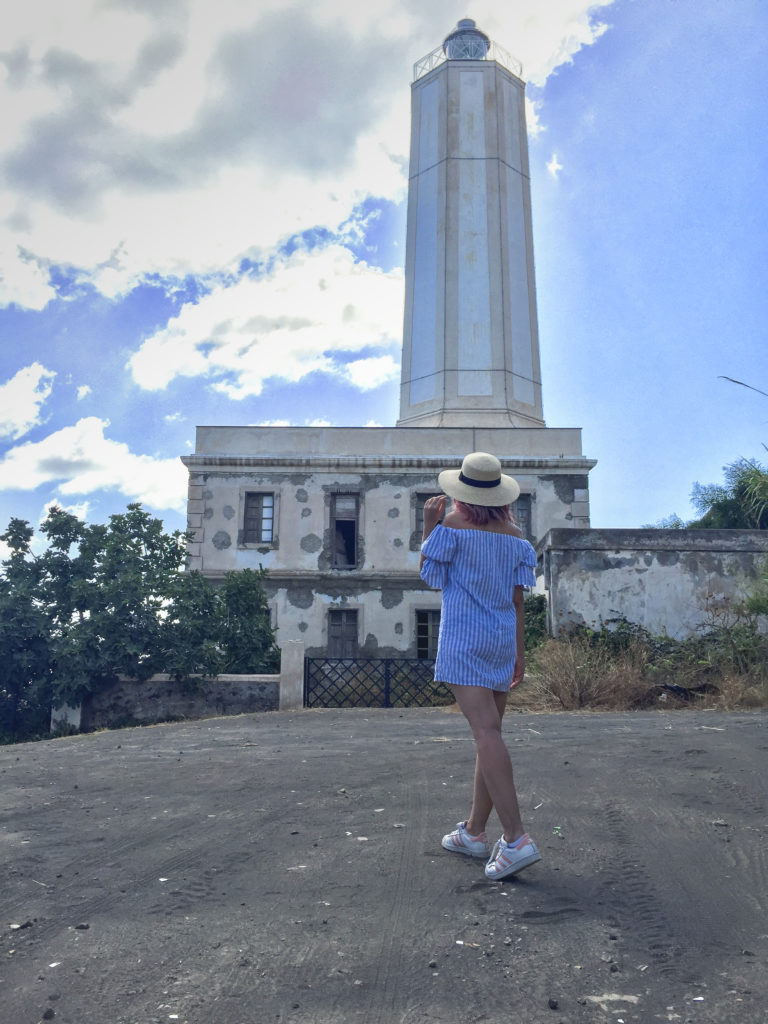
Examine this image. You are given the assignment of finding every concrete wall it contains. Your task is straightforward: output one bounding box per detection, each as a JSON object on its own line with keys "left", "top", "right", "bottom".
{"left": 192, "top": 425, "right": 588, "bottom": 459}
{"left": 538, "top": 529, "right": 768, "bottom": 639}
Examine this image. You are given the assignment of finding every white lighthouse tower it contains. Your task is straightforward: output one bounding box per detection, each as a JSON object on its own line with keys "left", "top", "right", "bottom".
{"left": 399, "top": 19, "right": 544, "bottom": 428}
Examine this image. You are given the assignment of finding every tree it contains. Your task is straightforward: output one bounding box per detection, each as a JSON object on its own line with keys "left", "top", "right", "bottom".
{"left": 0, "top": 520, "right": 51, "bottom": 741}
{"left": 35, "top": 504, "right": 190, "bottom": 708}
{"left": 217, "top": 569, "right": 280, "bottom": 673}
{"left": 162, "top": 567, "right": 279, "bottom": 677}
{"left": 648, "top": 459, "right": 768, "bottom": 530}
{"left": 688, "top": 459, "right": 768, "bottom": 529}
{"left": 0, "top": 504, "right": 280, "bottom": 741}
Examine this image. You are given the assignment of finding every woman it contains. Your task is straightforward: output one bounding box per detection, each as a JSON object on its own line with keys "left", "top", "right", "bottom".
{"left": 420, "top": 452, "right": 541, "bottom": 880}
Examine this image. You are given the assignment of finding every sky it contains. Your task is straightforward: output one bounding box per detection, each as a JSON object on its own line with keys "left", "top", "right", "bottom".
{"left": 1, "top": 0, "right": 766, "bottom": 554}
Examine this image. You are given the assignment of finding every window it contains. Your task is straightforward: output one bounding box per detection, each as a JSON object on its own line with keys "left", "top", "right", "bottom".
{"left": 328, "top": 609, "right": 358, "bottom": 658}
{"left": 331, "top": 493, "right": 359, "bottom": 569}
{"left": 511, "top": 494, "right": 532, "bottom": 542}
{"left": 416, "top": 610, "right": 441, "bottom": 659}
{"left": 243, "top": 492, "right": 274, "bottom": 544}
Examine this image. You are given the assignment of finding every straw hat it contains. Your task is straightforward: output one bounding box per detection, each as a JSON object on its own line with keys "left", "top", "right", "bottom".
{"left": 438, "top": 452, "right": 520, "bottom": 507}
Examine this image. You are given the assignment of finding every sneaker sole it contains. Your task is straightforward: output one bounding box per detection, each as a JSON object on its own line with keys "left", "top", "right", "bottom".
{"left": 441, "top": 838, "right": 491, "bottom": 859}
{"left": 484, "top": 850, "right": 542, "bottom": 880}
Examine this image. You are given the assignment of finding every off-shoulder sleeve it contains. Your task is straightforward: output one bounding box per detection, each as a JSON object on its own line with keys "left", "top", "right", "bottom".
{"left": 420, "top": 524, "right": 458, "bottom": 589}
{"left": 512, "top": 539, "right": 537, "bottom": 588}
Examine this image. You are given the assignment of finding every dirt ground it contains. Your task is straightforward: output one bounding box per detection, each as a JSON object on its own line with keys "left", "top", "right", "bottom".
{"left": 1, "top": 707, "right": 766, "bottom": 1024}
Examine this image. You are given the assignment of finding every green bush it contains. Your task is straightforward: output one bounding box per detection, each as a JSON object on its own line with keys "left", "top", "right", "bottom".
{"left": 523, "top": 593, "right": 548, "bottom": 653}
{"left": 0, "top": 504, "right": 279, "bottom": 743}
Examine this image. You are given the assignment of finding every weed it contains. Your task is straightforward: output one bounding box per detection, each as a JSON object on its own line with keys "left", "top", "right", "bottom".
{"left": 512, "top": 617, "right": 768, "bottom": 712}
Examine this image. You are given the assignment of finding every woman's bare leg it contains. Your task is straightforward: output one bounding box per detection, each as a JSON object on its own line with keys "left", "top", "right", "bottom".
{"left": 465, "top": 690, "right": 506, "bottom": 835}
{"left": 452, "top": 685, "right": 525, "bottom": 842}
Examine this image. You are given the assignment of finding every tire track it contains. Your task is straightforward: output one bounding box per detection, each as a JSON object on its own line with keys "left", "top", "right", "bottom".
{"left": 598, "top": 802, "right": 692, "bottom": 980}
{"left": 363, "top": 773, "right": 427, "bottom": 1024}
{"left": 2, "top": 806, "right": 277, "bottom": 949}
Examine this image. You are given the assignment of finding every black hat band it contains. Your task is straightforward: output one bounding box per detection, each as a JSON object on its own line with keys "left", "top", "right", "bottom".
{"left": 459, "top": 471, "right": 501, "bottom": 489}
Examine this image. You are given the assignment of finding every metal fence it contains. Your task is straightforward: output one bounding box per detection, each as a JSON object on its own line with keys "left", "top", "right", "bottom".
{"left": 304, "top": 658, "right": 452, "bottom": 709}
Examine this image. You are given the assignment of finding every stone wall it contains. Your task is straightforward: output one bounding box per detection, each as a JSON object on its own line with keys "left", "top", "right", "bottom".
{"left": 79, "top": 674, "right": 280, "bottom": 730}
{"left": 537, "top": 529, "right": 768, "bottom": 639}
{"left": 51, "top": 641, "right": 305, "bottom": 733}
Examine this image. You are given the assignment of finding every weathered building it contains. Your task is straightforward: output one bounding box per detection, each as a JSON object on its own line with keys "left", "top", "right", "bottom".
{"left": 182, "top": 21, "right": 596, "bottom": 658}
{"left": 183, "top": 425, "right": 592, "bottom": 657}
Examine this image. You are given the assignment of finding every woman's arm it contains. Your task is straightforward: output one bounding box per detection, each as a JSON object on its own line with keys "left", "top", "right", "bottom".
{"left": 419, "top": 495, "right": 446, "bottom": 571}
{"left": 511, "top": 585, "right": 526, "bottom": 688}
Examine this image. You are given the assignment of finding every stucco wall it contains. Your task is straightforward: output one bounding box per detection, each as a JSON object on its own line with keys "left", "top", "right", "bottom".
{"left": 538, "top": 529, "right": 768, "bottom": 639}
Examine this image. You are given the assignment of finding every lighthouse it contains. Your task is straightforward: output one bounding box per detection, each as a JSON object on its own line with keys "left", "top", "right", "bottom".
{"left": 399, "top": 19, "right": 544, "bottom": 428}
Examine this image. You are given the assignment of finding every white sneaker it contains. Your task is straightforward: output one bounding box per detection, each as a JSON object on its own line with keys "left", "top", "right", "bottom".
{"left": 484, "top": 833, "right": 541, "bottom": 880}
{"left": 441, "top": 822, "right": 491, "bottom": 859}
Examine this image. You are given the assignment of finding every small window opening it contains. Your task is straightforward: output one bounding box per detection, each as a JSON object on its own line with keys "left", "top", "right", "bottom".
{"left": 331, "top": 494, "right": 358, "bottom": 568}
{"left": 416, "top": 610, "right": 441, "bottom": 659}
{"left": 243, "top": 492, "right": 274, "bottom": 544}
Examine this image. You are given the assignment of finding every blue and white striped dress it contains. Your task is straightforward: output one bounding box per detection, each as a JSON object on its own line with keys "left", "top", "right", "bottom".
{"left": 420, "top": 524, "right": 537, "bottom": 691}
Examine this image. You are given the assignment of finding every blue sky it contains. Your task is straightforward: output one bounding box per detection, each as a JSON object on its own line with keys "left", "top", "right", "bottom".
{"left": 1, "top": 0, "right": 766, "bottom": 552}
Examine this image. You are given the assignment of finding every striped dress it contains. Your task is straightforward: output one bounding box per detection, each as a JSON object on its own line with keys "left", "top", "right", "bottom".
{"left": 420, "top": 524, "right": 537, "bottom": 691}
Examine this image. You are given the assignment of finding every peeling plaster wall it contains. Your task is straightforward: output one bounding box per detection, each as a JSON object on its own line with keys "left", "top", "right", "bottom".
{"left": 189, "top": 468, "right": 446, "bottom": 576}
{"left": 538, "top": 529, "right": 768, "bottom": 639}
{"left": 268, "top": 583, "right": 444, "bottom": 658}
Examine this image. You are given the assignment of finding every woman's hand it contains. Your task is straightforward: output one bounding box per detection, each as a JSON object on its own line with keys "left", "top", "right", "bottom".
{"left": 422, "top": 495, "right": 446, "bottom": 537}
{"left": 510, "top": 655, "right": 525, "bottom": 689}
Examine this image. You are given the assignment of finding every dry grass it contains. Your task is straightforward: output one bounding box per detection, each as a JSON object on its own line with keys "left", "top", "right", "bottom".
{"left": 510, "top": 637, "right": 652, "bottom": 712}
{"left": 697, "top": 671, "right": 768, "bottom": 711}
{"left": 506, "top": 633, "right": 768, "bottom": 713}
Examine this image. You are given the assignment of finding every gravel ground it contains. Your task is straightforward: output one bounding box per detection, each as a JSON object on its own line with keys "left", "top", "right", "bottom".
{"left": 1, "top": 707, "right": 766, "bottom": 1024}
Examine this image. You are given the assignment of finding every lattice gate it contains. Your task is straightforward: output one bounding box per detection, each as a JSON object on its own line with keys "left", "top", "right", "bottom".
{"left": 304, "top": 658, "right": 452, "bottom": 709}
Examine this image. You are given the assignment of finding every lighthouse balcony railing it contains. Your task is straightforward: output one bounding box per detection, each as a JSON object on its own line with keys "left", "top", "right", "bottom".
{"left": 413, "top": 41, "right": 523, "bottom": 82}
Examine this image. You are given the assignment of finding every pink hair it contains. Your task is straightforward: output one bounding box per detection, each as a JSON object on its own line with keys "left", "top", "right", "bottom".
{"left": 453, "top": 499, "right": 516, "bottom": 526}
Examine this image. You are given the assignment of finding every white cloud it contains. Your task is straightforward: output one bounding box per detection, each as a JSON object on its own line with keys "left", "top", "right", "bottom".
{"left": 0, "top": 244, "right": 55, "bottom": 310}
{"left": 40, "top": 497, "right": 91, "bottom": 523}
{"left": 342, "top": 355, "right": 400, "bottom": 390}
{"left": 129, "top": 244, "right": 403, "bottom": 398}
{"left": 547, "top": 153, "right": 564, "bottom": 178}
{"left": 0, "top": 1, "right": 616, "bottom": 307}
{"left": 76, "top": 384, "right": 92, "bottom": 400}
{"left": 484, "top": 2, "right": 613, "bottom": 86}
{"left": 0, "top": 417, "right": 187, "bottom": 511}
{"left": 525, "top": 97, "right": 544, "bottom": 137}
{"left": 0, "top": 362, "right": 56, "bottom": 439}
